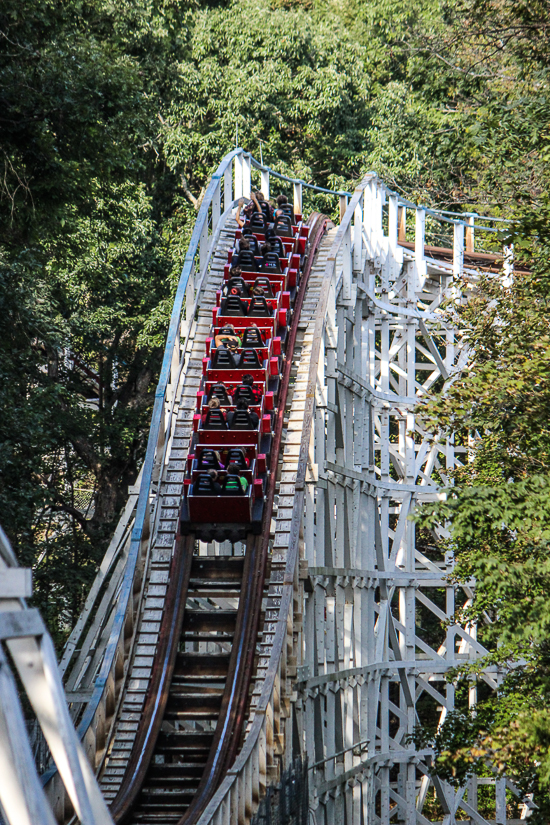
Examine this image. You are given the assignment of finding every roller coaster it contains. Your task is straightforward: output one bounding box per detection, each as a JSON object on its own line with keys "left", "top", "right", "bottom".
{"left": 0, "top": 149, "right": 533, "bottom": 825}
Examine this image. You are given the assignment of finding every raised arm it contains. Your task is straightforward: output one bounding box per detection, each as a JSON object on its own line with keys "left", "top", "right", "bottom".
{"left": 250, "top": 190, "right": 262, "bottom": 213}
{"left": 235, "top": 197, "right": 246, "bottom": 228}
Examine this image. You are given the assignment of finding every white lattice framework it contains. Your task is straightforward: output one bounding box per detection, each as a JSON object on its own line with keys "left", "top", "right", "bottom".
{"left": 297, "top": 174, "right": 533, "bottom": 825}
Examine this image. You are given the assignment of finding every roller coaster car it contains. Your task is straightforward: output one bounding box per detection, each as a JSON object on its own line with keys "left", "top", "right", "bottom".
{"left": 199, "top": 386, "right": 274, "bottom": 410}
{"left": 219, "top": 294, "right": 282, "bottom": 317}
{"left": 198, "top": 399, "right": 263, "bottom": 419}
{"left": 203, "top": 352, "right": 276, "bottom": 385}
{"left": 235, "top": 227, "right": 300, "bottom": 257}
{"left": 190, "top": 458, "right": 258, "bottom": 484}
{"left": 193, "top": 418, "right": 271, "bottom": 449}
{"left": 187, "top": 445, "right": 266, "bottom": 474}
{"left": 204, "top": 336, "right": 281, "bottom": 362}
{"left": 223, "top": 254, "right": 300, "bottom": 287}
{"left": 204, "top": 373, "right": 280, "bottom": 408}
{"left": 180, "top": 480, "right": 265, "bottom": 541}
{"left": 213, "top": 299, "right": 289, "bottom": 338}
{"left": 228, "top": 248, "right": 289, "bottom": 271}
{"left": 222, "top": 271, "right": 287, "bottom": 298}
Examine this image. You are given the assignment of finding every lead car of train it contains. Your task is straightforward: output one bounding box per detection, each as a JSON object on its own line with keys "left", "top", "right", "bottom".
{"left": 180, "top": 202, "right": 309, "bottom": 542}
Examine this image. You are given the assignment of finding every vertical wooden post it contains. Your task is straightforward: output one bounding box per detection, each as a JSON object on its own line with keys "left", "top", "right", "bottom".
{"left": 212, "top": 181, "right": 221, "bottom": 235}
{"left": 243, "top": 154, "right": 251, "bottom": 200}
{"left": 503, "top": 243, "right": 514, "bottom": 286}
{"left": 234, "top": 153, "right": 243, "bottom": 199}
{"left": 199, "top": 221, "right": 208, "bottom": 274}
{"left": 343, "top": 223, "right": 352, "bottom": 303}
{"left": 388, "top": 195, "right": 398, "bottom": 258}
{"left": 261, "top": 168, "right": 270, "bottom": 201}
{"left": 465, "top": 214, "right": 475, "bottom": 253}
{"left": 363, "top": 180, "right": 373, "bottom": 252}
{"left": 293, "top": 182, "right": 303, "bottom": 216}
{"left": 339, "top": 195, "right": 348, "bottom": 223}
{"left": 415, "top": 207, "right": 426, "bottom": 281}
{"left": 398, "top": 205, "right": 406, "bottom": 243}
{"left": 353, "top": 197, "right": 363, "bottom": 273}
{"left": 453, "top": 222, "right": 464, "bottom": 278}
{"left": 224, "top": 163, "right": 232, "bottom": 211}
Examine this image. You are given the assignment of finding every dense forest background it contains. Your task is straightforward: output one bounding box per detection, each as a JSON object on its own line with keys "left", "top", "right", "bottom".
{"left": 2, "top": 0, "right": 550, "bottom": 815}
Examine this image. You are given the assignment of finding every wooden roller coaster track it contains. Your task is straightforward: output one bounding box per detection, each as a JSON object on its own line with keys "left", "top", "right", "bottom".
{"left": 0, "top": 149, "right": 529, "bottom": 825}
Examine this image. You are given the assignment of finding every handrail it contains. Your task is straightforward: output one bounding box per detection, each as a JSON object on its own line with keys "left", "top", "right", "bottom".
{"left": 245, "top": 151, "right": 504, "bottom": 236}
{"left": 247, "top": 154, "right": 351, "bottom": 198}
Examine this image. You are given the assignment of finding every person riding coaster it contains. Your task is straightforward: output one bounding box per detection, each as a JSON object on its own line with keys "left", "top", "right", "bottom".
{"left": 223, "top": 462, "right": 248, "bottom": 495}
{"left": 235, "top": 191, "right": 274, "bottom": 227}
{"left": 214, "top": 324, "right": 242, "bottom": 349}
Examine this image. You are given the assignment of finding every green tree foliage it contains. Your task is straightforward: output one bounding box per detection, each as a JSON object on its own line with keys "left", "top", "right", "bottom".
{"left": 0, "top": 0, "right": 186, "bottom": 643}
{"left": 415, "top": 235, "right": 550, "bottom": 818}
{"left": 2, "top": 0, "right": 550, "bottom": 806}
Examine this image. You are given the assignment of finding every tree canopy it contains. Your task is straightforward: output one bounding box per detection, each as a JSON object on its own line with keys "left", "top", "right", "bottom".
{"left": 2, "top": 0, "right": 550, "bottom": 814}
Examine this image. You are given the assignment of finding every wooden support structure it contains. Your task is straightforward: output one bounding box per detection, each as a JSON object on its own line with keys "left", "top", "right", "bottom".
{"left": 0, "top": 151, "right": 523, "bottom": 825}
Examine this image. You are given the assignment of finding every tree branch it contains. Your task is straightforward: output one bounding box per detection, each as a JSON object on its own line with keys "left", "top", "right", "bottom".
{"left": 180, "top": 173, "right": 200, "bottom": 210}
